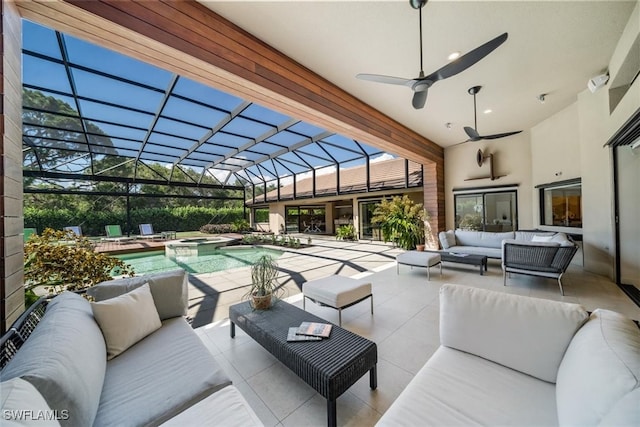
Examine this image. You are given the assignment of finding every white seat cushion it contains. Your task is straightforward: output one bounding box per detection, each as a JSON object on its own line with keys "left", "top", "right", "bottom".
{"left": 439, "top": 284, "right": 588, "bottom": 383}
{"left": 396, "top": 251, "right": 441, "bottom": 268}
{"left": 161, "top": 386, "right": 263, "bottom": 427}
{"left": 302, "top": 276, "right": 371, "bottom": 308}
{"left": 376, "top": 346, "right": 558, "bottom": 427}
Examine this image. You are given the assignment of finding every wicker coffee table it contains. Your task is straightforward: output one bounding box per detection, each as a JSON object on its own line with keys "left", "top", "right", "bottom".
{"left": 229, "top": 300, "right": 377, "bottom": 427}
{"left": 434, "top": 251, "right": 488, "bottom": 275}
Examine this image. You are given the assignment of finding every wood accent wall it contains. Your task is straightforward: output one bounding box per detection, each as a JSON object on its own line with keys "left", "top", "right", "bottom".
{"left": 423, "top": 162, "right": 445, "bottom": 249}
{"left": 1, "top": 0, "right": 24, "bottom": 332}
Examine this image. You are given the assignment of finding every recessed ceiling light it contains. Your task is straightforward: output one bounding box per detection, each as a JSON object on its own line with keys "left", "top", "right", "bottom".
{"left": 447, "top": 51, "right": 461, "bottom": 61}
{"left": 483, "top": 109, "right": 492, "bottom": 114}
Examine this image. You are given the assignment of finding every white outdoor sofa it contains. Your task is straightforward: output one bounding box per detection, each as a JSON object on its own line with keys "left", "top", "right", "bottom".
{"left": 377, "top": 284, "right": 640, "bottom": 426}
{"left": 0, "top": 269, "right": 263, "bottom": 427}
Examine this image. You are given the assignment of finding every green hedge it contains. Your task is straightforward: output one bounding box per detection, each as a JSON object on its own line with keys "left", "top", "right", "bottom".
{"left": 24, "top": 206, "right": 246, "bottom": 236}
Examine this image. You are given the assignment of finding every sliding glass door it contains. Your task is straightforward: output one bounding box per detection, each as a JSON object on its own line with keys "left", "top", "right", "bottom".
{"left": 454, "top": 190, "right": 517, "bottom": 232}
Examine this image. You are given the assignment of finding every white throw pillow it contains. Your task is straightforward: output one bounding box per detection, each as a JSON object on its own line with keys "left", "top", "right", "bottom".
{"left": 91, "top": 283, "right": 162, "bottom": 360}
{"left": 532, "top": 235, "right": 554, "bottom": 242}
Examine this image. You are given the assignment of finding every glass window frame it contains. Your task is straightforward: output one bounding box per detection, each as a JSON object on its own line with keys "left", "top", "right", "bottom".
{"left": 454, "top": 189, "right": 518, "bottom": 232}
{"left": 539, "top": 181, "right": 582, "bottom": 229}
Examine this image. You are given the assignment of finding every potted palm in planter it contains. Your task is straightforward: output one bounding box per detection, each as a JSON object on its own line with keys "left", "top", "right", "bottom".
{"left": 372, "top": 195, "right": 428, "bottom": 251}
{"left": 248, "top": 254, "right": 279, "bottom": 310}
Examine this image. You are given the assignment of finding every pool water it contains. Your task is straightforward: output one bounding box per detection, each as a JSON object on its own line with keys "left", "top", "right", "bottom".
{"left": 115, "top": 247, "right": 283, "bottom": 276}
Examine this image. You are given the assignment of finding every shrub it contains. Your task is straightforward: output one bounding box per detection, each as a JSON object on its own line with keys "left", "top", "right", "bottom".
{"left": 200, "top": 223, "right": 234, "bottom": 234}
{"left": 335, "top": 224, "right": 357, "bottom": 241}
{"left": 24, "top": 228, "right": 135, "bottom": 297}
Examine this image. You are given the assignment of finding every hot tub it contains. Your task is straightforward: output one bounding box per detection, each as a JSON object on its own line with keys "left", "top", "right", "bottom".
{"left": 165, "top": 236, "right": 236, "bottom": 258}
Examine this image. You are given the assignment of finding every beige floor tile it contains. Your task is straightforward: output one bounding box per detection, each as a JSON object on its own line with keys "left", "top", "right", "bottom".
{"left": 192, "top": 239, "right": 640, "bottom": 426}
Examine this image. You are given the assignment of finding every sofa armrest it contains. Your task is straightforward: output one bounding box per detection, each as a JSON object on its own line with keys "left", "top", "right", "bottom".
{"left": 439, "top": 284, "right": 588, "bottom": 383}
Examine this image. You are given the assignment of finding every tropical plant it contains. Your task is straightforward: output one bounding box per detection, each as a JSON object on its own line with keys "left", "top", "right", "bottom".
{"left": 247, "top": 254, "right": 280, "bottom": 309}
{"left": 231, "top": 218, "right": 251, "bottom": 233}
{"left": 335, "top": 224, "right": 357, "bottom": 241}
{"left": 23, "top": 228, "right": 135, "bottom": 299}
{"left": 371, "top": 195, "right": 427, "bottom": 250}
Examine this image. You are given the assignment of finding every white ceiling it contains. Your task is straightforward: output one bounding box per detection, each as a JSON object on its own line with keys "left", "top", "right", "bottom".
{"left": 201, "top": 1, "right": 635, "bottom": 148}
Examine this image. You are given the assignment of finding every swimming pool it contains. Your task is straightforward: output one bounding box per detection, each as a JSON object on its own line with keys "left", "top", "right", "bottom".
{"left": 115, "top": 246, "right": 283, "bottom": 276}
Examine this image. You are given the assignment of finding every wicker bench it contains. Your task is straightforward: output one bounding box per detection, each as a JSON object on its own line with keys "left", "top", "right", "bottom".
{"left": 229, "top": 300, "right": 377, "bottom": 427}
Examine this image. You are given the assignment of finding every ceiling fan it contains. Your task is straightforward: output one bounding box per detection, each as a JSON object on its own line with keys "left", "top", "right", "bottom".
{"left": 356, "top": 0, "right": 508, "bottom": 110}
{"left": 463, "top": 85, "right": 522, "bottom": 142}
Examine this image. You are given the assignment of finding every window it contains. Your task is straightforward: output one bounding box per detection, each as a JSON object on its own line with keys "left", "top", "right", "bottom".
{"left": 254, "top": 208, "right": 269, "bottom": 223}
{"left": 539, "top": 180, "right": 582, "bottom": 228}
{"left": 454, "top": 188, "right": 518, "bottom": 232}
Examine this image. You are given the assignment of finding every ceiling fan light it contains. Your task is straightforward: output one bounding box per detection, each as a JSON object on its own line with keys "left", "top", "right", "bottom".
{"left": 447, "top": 51, "right": 461, "bottom": 61}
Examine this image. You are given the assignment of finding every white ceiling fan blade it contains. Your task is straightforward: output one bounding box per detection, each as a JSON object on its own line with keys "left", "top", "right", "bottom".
{"left": 356, "top": 73, "right": 415, "bottom": 87}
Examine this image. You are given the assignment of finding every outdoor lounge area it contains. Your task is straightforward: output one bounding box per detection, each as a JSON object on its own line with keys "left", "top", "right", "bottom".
{"left": 4, "top": 237, "right": 640, "bottom": 425}
{"left": 2, "top": 0, "right": 640, "bottom": 426}
{"left": 187, "top": 238, "right": 640, "bottom": 425}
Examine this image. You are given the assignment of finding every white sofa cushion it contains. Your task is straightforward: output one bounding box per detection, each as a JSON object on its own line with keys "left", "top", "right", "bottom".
{"left": 93, "top": 317, "right": 232, "bottom": 427}
{"left": 556, "top": 309, "right": 640, "bottom": 426}
{"left": 453, "top": 230, "right": 484, "bottom": 246}
{"left": 515, "top": 231, "right": 555, "bottom": 241}
{"left": 480, "top": 231, "right": 515, "bottom": 248}
{"left": 597, "top": 388, "right": 640, "bottom": 427}
{"left": 439, "top": 284, "right": 588, "bottom": 382}
{"left": 438, "top": 230, "right": 456, "bottom": 249}
{"left": 91, "top": 283, "right": 162, "bottom": 360}
{"left": 0, "top": 293, "right": 106, "bottom": 427}
{"left": 1, "top": 377, "right": 61, "bottom": 426}
{"left": 376, "top": 346, "right": 558, "bottom": 426}
{"left": 160, "top": 386, "right": 263, "bottom": 427}
{"left": 88, "top": 269, "right": 188, "bottom": 320}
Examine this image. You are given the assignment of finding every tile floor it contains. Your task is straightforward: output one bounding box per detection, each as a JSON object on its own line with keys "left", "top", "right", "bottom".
{"left": 190, "top": 237, "right": 640, "bottom": 427}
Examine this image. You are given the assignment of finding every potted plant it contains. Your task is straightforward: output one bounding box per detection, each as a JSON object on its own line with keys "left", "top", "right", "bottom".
{"left": 248, "top": 254, "right": 279, "bottom": 310}
{"left": 335, "top": 224, "right": 357, "bottom": 241}
{"left": 371, "top": 195, "right": 427, "bottom": 250}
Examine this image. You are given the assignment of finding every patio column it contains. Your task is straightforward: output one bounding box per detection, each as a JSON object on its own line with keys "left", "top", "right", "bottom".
{"left": 1, "top": 0, "right": 24, "bottom": 332}
{"left": 423, "top": 160, "right": 445, "bottom": 250}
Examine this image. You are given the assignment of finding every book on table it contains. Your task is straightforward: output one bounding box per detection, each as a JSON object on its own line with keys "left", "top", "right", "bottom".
{"left": 287, "top": 327, "right": 323, "bottom": 342}
{"left": 296, "top": 322, "right": 332, "bottom": 338}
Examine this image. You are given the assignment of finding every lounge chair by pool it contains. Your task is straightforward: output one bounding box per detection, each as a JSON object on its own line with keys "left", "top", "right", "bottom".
{"left": 102, "top": 225, "right": 134, "bottom": 244}
{"left": 138, "top": 223, "right": 163, "bottom": 240}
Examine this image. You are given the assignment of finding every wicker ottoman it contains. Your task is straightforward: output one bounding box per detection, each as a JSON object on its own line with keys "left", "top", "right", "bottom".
{"left": 302, "top": 276, "right": 373, "bottom": 326}
{"left": 396, "top": 251, "right": 442, "bottom": 280}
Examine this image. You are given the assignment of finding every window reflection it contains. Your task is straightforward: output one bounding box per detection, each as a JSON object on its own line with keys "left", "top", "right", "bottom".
{"left": 542, "top": 184, "right": 582, "bottom": 228}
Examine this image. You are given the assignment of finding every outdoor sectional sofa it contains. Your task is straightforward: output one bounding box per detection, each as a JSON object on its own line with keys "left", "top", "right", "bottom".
{"left": 377, "top": 284, "right": 640, "bottom": 426}
{"left": 438, "top": 229, "right": 575, "bottom": 259}
{"left": 0, "top": 269, "right": 262, "bottom": 427}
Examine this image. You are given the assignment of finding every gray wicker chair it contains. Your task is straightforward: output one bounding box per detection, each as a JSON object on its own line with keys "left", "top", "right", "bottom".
{"left": 502, "top": 240, "right": 578, "bottom": 295}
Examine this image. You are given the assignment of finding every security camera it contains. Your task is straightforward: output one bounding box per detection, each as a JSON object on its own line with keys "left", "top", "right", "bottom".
{"left": 588, "top": 74, "right": 609, "bottom": 93}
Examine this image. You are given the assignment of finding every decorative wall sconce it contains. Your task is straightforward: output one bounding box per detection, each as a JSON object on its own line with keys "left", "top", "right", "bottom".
{"left": 465, "top": 149, "right": 506, "bottom": 181}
